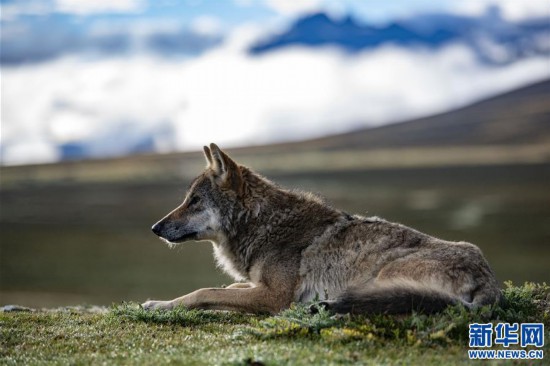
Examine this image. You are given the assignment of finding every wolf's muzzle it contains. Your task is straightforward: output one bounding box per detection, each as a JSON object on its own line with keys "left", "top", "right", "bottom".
{"left": 151, "top": 222, "right": 163, "bottom": 236}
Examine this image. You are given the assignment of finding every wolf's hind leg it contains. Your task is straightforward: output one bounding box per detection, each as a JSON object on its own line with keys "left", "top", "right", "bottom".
{"left": 322, "top": 279, "right": 460, "bottom": 315}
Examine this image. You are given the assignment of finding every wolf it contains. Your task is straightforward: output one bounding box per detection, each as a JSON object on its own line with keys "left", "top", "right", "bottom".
{"left": 142, "top": 143, "right": 500, "bottom": 314}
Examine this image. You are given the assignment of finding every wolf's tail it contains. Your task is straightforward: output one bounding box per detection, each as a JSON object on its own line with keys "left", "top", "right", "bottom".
{"left": 323, "top": 280, "right": 467, "bottom": 315}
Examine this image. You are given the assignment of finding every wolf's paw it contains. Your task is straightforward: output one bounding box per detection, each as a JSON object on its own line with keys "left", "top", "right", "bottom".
{"left": 141, "top": 300, "right": 174, "bottom": 311}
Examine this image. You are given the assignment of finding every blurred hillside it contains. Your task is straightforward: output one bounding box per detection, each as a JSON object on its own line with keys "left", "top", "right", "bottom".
{"left": 293, "top": 78, "right": 550, "bottom": 149}
{"left": 2, "top": 79, "right": 549, "bottom": 187}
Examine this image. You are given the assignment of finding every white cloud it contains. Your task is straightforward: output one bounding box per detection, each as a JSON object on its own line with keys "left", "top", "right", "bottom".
{"left": 0, "top": 1, "right": 52, "bottom": 21}
{"left": 49, "top": 111, "right": 96, "bottom": 143}
{"left": 2, "top": 27, "right": 549, "bottom": 165}
{"left": 263, "top": 0, "right": 322, "bottom": 15}
{"left": 190, "top": 16, "right": 223, "bottom": 36}
{"left": 1, "top": 0, "right": 144, "bottom": 20}
{"left": 1, "top": 139, "right": 60, "bottom": 165}
{"left": 54, "top": 0, "right": 144, "bottom": 15}
{"left": 453, "top": 0, "right": 550, "bottom": 20}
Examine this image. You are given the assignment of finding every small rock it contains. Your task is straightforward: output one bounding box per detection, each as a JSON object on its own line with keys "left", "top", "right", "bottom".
{"left": 1, "top": 305, "right": 35, "bottom": 312}
{"left": 245, "top": 358, "right": 265, "bottom": 366}
{"left": 43, "top": 305, "right": 109, "bottom": 314}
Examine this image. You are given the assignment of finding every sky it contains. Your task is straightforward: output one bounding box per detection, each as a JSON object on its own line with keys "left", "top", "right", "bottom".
{"left": 1, "top": 0, "right": 549, "bottom": 165}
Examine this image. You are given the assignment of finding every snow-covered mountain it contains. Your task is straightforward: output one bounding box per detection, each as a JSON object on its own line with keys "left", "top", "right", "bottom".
{"left": 250, "top": 9, "right": 550, "bottom": 65}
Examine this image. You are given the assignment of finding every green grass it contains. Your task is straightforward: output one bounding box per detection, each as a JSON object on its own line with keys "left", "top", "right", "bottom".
{"left": 1, "top": 282, "right": 549, "bottom": 365}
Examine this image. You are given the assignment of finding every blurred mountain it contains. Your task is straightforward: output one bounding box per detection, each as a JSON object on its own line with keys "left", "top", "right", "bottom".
{"left": 295, "top": 79, "right": 550, "bottom": 151}
{"left": 250, "top": 8, "right": 550, "bottom": 65}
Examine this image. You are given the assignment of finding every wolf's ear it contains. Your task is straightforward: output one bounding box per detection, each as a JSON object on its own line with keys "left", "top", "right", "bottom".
{"left": 209, "top": 143, "right": 229, "bottom": 176}
{"left": 209, "top": 143, "right": 243, "bottom": 194}
{"left": 203, "top": 145, "right": 213, "bottom": 167}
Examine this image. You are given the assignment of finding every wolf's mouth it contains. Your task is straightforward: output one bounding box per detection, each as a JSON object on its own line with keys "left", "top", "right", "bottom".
{"left": 172, "top": 231, "right": 199, "bottom": 242}
{"left": 159, "top": 232, "right": 198, "bottom": 247}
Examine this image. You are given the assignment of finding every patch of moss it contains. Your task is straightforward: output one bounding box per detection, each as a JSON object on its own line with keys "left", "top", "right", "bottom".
{"left": 1, "top": 282, "right": 548, "bottom": 365}
{"left": 244, "top": 282, "right": 550, "bottom": 346}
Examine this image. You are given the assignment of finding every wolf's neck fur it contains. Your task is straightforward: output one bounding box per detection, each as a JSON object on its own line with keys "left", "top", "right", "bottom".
{"left": 214, "top": 168, "right": 343, "bottom": 281}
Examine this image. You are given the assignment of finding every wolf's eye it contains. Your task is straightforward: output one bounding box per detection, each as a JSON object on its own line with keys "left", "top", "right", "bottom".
{"left": 188, "top": 196, "right": 200, "bottom": 207}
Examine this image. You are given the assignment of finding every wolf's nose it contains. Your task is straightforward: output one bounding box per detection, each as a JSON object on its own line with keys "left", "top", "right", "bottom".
{"left": 151, "top": 223, "right": 162, "bottom": 236}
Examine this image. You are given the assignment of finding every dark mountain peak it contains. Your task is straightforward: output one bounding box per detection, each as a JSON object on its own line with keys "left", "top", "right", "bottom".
{"left": 296, "top": 12, "right": 332, "bottom": 24}
{"left": 249, "top": 10, "right": 550, "bottom": 65}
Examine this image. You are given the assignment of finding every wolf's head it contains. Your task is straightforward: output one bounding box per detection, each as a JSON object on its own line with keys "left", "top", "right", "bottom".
{"left": 151, "top": 143, "right": 245, "bottom": 246}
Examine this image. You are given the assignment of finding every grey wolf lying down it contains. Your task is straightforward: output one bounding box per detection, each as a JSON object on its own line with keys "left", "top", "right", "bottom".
{"left": 143, "top": 143, "right": 500, "bottom": 314}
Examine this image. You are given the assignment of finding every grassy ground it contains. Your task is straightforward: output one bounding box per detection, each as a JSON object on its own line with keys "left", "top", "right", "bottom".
{"left": 1, "top": 282, "right": 549, "bottom": 365}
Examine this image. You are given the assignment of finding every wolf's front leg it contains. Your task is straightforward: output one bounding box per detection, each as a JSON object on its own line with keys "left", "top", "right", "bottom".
{"left": 177, "top": 286, "right": 292, "bottom": 314}
{"left": 144, "top": 286, "right": 292, "bottom": 314}
{"left": 225, "top": 282, "right": 253, "bottom": 289}
{"left": 142, "top": 300, "right": 175, "bottom": 311}
{"left": 142, "top": 284, "right": 253, "bottom": 310}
